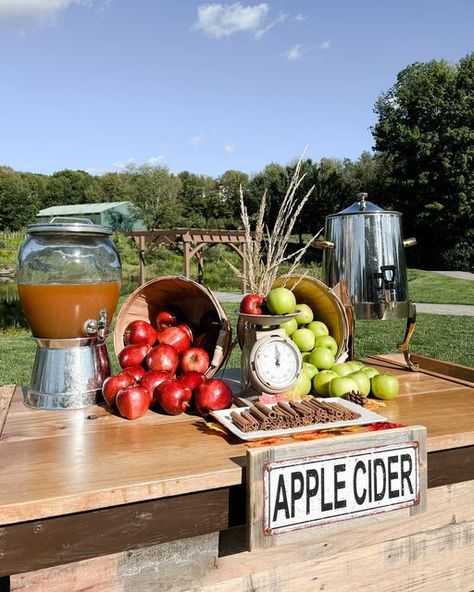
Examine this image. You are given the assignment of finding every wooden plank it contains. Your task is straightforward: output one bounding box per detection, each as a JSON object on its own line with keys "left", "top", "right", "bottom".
{"left": 11, "top": 479, "right": 474, "bottom": 592}
{"left": 0, "top": 389, "right": 246, "bottom": 526}
{"left": 200, "top": 479, "right": 474, "bottom": 592}
{"left": 427, "top": 445, "right": 474, "bottom": 488}
{"left": 1, "top": 355, "right": 474, "bottom": 528}
{"left": 367, "top": 353, "right": 474, "bottom": 388}
{"left": 0, "top": 488, "right": 231, "bottom": 577}
{"left": 0, "top": 385, "right": 15, "bottom": 439}
{"left": 247, "top": 426, "right": 427, "bottom": 550}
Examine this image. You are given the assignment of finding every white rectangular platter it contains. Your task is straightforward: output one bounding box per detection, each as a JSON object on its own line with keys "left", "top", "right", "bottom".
{"left": 211, "top": 398, "right": 389, "bottom": 442}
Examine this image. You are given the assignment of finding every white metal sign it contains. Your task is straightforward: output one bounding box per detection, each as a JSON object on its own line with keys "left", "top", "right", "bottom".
{"left": 264, "top": 442, "right": 420, "bottom": 535}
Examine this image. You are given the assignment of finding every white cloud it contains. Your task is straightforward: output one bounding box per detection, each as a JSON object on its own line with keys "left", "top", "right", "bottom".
{"left": 190, "top": 134, "right": 205, "bottom": 147}
{"left": 294, "top": 13, "right": 307, "bottom": 22}
{"left": 113, "top": 155, "right": 165, "bottom": 171}
{"left": 286, "top": 44, "right": 304, "bottom": 61}
{"left": 195, "top": 2, "right": 269, "bottom": 39}
{"left": 0, "top": 0, "right": 89, "bottom": 25}
{"left": 254, "top": 11, "right": 287, "bottom": 40}
{"left": 318, "top": 40, "right": 331, "bottom": 50}
{"left": 146, "top": 155, "right": 166, "bottom": 166}
{"left": 224, "top": 143, "right": 236, "bottom": 154}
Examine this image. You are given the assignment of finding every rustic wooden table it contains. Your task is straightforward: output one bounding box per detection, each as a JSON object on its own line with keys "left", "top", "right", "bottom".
{"left": 1, "top": 354, "right": 473, "bottom": 592}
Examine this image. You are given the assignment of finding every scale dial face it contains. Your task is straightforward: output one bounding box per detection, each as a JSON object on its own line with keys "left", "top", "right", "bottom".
{"left": 251, "top": 335, "right": 302, "bottom": 392}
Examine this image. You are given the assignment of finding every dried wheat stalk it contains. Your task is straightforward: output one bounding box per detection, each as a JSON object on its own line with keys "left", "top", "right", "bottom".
{"left": 227, "top": 153, "right": 322, "bottom": 295}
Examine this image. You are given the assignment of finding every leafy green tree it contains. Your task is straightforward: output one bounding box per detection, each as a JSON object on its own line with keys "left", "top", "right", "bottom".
{"left": 372, "top": 53, "right": 474, "bottom": 270}
{"left": 247, "top": 163, "right": 288, "bottom": 228}
{"left": 45, "top": 170, "right": 96, "bottom": 207}
{"left": 0, "top": 168, "right": 46, "bottom": 230}
{"left": 178, "top": 171, "right": 234, "bottom": 228}
{"left": 124, "top": 164, "right": 184, "bottom": 229}
{"left": 217, "top": 169, "right": 249, "bottom": 221}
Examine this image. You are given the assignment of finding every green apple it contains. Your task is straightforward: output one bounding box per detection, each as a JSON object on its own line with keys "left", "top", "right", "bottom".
{"left": 313, "top": 370, "right": 338, "bottom": 397}
{"left": 308, "top": 347, "right": 335, "bottom": 370}
{"left": 266, "top": 287, "right": 296, "bottom": 315}
{"left": 371, "top": 374, "right": 400, "bottom": 400}
{"left": 348, "top": 371, "right": 371, "bottom": 395}
{"left": 302, "top": 362, "right": 318, "bottom": 380}
{"left": 306, "top": 321, "right": 329, "bottom": 338}
{"left": 292, "top": 328, "right": 316, "bottom": 352}
{"left": 285, "top": 372, "right": 313, "bottom": 400}
{"left": 331, "top": 363, "right": 354, "bottom": 377}
{"left": 314, "top": 335, "right": 338, "bottom": 356}
{"left": 329, "top": 376, "right": 359, "bottom": 398}
{"left": 360, "top": 366, "right": 380, "bottom": 379}
{"left": 301, "top": 352, "right": 311, "bottom": 363}
{"left": 280, "top": 317, "right": 298, "bottom": 337}
{"left": 344, "top": 361, "right": 364, "bottom": 373}
{"left": 295, "top": 303, "right": 314, "bottom": 325}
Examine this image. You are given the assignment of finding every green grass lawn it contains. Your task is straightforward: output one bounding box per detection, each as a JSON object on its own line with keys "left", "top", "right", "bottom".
{"left": 2, "top": 310, "right": 472, "bottom": 387}
{"left": 1, "top": 270, "right": 473, "bottom": 386}
{"left": 407, "top": 269, "right": 474, "bottom": 305}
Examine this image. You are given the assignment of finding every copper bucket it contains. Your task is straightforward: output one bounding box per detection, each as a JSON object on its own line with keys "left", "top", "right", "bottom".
{"left": 272, "top": 275, "right": 350, "bottom": 360}
{"left": 114, "top": 276, "right": 232, "bottom": 378}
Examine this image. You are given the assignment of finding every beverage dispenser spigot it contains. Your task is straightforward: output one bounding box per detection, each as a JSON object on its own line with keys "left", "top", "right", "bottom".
{"left": 84, "top": 308, "right": 108, "bottom": 341}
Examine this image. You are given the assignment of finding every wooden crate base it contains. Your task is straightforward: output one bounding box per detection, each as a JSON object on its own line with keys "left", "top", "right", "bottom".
{"left": 11, "top": 478, "right": 474, "bottom": 592}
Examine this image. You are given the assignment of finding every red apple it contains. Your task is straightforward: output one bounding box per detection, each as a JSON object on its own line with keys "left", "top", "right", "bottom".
{"left": 118, "top": 344, "right": 149, "bottom": 369}
{"left": 123, "top": 320, "right": 157, "bottom": 348}
{"left": 141, "top": 370, "right": 171, "bottom": 406}
{"left": 178, "top": 370, "right": 204, "bottom": 392}
{"left": 194, "top": 331, "right": 217, "bottom": 357}
{"left": 116, "top": 385, "right": 151, "bottom": 420}
{"left": 180, "top": 347, "right": 210, "bottom": 374}
{"left": 146, "top": 343, "right": 179, "bottom": 374}
{"left": 120, "top": 366, "right": 146, "bottom": 383}
{"left": 240, "top": 293, "right": 265, "bottom": 315}
{"left": 194, "top": 379, "right": 233, "bottom": 416}
{"left": 158, "top": 326, "right": 191, "bottom": 355}
{"left": 156, "top": 308, "right": 181, "bottom": 331}
{"left": 177, "top": 323, "right": 195, "bottom": 343}
{"left": 155, "top": 379, "right": 190, "bottom": 415}
{"left": 102, "top": 373, "right": 135, "bottom": 409}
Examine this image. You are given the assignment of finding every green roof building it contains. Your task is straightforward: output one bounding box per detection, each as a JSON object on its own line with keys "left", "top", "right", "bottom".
{"left": 36, "top": 201, "right": 146, "bottom": 230}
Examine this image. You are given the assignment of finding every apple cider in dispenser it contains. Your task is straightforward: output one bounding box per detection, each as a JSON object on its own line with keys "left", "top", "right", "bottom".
{"left": 17, "top": 218, "right": 121, "bottom": 409}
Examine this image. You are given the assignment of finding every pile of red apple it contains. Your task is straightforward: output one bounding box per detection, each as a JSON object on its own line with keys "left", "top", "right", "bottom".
{"left": 102, "top": 309, "right": 232, "bottom": 420}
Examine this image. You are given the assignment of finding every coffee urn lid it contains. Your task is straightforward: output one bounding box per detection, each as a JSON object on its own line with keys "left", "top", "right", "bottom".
{"left": 327, "top": 193, "right": 401, "bottom": 217}
{"left": 27, "top": 217, "right": 113, "bottom": 236}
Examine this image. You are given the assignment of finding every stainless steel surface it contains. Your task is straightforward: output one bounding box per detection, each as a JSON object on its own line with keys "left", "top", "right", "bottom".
{"left": 322, "top": 194, "right": 411, "bottom": 320}
{"left": 83, "top": 308, "right": 108, "bottom": 339}
{"left": 25, "top": 337, "right": 111, "bottom": 410}
{"left": 352, "top": 301, "right": 410, "bottom": 320}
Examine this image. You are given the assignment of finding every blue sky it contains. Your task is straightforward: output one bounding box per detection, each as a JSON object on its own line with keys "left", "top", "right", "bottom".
{"left": 0, "top": 0, "right": 472, "bottom": 178}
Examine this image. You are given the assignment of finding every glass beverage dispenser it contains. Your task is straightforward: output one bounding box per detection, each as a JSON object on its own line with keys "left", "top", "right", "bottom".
{"left": 17, "top": 218, "right": 121, "bottom": 409}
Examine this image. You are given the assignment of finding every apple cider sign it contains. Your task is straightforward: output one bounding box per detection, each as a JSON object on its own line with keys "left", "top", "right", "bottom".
{"left": 247, "top": 426, "right": 427, "bottom": 550}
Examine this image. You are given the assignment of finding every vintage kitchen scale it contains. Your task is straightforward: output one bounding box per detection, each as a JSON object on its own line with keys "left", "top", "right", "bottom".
{"left": 239, "top": 311, "right": 303, "bottom": 403}
{"left": 236, "top": 274, "right": 351, "bottom": 403}
{"left": 17, "top": 218, "right": 122, "bottom": 410}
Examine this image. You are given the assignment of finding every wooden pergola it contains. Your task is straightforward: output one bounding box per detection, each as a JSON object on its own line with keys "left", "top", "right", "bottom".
{"left": 127, "top": 228, "right": 249, "bottom": 292}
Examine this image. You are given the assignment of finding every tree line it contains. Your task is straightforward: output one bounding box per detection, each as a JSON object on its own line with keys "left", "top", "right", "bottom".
{"left": 0, "top": 53, "right": 472, "bottom": 271}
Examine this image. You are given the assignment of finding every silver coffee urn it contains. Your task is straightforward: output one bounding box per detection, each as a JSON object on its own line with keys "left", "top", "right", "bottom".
{"left": 316, "top": 193, "right": 418, "bottom": 369}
